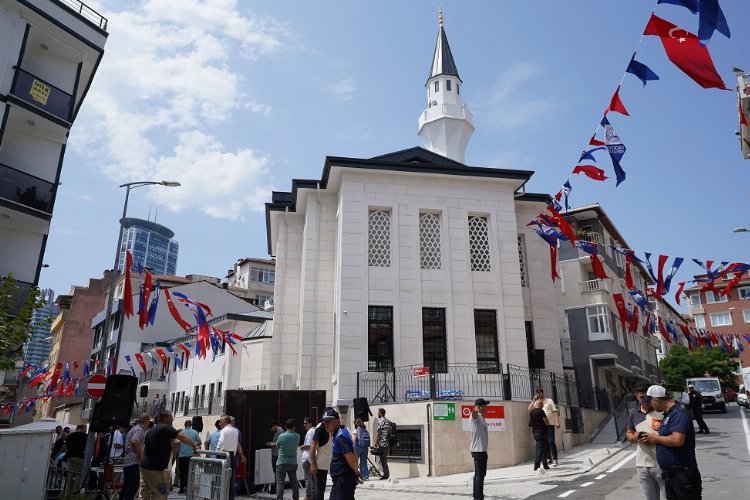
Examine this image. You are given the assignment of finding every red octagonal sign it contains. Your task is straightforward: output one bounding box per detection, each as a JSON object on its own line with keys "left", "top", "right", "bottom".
{"left": 86, "top": 374, "right": 107, "bottom": 399}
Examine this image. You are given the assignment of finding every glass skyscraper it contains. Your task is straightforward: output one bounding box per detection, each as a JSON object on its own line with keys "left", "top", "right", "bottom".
{"left": 23, "top": 288, "right": 57, "bottom": 367}
{"left": 118, "top": 218, "right": 179, "bottom": 275}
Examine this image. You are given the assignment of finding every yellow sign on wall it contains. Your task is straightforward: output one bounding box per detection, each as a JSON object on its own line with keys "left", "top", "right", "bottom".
{"left": 30, "top": 79, "right": 50, "bottom": 105}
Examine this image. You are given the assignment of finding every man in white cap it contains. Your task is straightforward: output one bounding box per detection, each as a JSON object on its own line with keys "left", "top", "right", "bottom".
{"left": 639, "top": 385, "right": 701, "bottom": 499}
{"left": 470, "top": 398, "right": 490, "bottom": 500}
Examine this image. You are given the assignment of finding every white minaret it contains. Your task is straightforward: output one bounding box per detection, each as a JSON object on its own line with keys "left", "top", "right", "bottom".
{"left": 417, "top": 7, "right": 474, "bottom": 164}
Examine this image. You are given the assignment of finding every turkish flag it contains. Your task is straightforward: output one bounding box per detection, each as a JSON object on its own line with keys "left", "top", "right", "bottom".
{"left": 573, "top": 164, "right": 608, "bottom": 181}
{"left": 590, "top": 254, "right": 608, "bottom": 280}
{"left": 613, "top": 293, "right": 628, "bottom": 333}
{"left": 124, "top": 251, "right": 134, "bottom": 318}
{"left": 134, "top": 353, "right": 148, "bottom": 374}
{"left": 644, "top": 14, "right": 726, "bottom": 90}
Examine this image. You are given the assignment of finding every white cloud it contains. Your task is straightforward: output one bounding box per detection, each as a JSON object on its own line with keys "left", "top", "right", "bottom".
{"left": 473, "top": 62, "right": 554, "bottom": 129}
{"left": 70, "top": 0, "right": 288, "bottom": 219}
{"left": 326, "top": 76, "right": 356, "bottom": 102}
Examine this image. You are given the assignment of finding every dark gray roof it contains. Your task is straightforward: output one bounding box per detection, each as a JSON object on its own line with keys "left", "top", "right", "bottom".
{"left": 429, "top": 26, "right": 460, "bottom": 80}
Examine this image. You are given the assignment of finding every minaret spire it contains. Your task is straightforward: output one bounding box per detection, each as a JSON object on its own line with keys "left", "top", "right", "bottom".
{"left": 417, "top": 7, "right": 474, "bottom": 163}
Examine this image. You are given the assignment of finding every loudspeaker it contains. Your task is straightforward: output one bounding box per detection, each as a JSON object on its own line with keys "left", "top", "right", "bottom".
{"left": 352, "top": 397, "right": 371, "bottom": 422}
{"left": 139, "top": 385, "right": 149, "bottom": 398}
{"left": 90, "top": 375, "right": 138, "bottom": 428}
{"left": 192, "top": 415, "right": 204, "bottom": 433}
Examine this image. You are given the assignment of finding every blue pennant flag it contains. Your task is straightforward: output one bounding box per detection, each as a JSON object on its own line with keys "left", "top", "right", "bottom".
{"left": 601, "top": 116, "right": 627, "bottom": 186}
{"left": 663, "top": 257, "right": 684, "bottom": 293}
{"left": 626, "top": 56, "right": 659, "bottom": 86}
{"left": 644, "top": 253, "right": 658, "bottom": 283}
{"left": 534, "top": 228, "right": 557, "bottom": 247}
{"left": 124, "top": 355, "right": 136, "bottom": 376}
{"left": 148, "top": 282, "right": 160, "bottom": 326}
{"left": 698, "top": 0, "right": 730, "bottom": 44}
{"left": 657, "top": 0, "right": 697, "bottom": 14}
{"left": 83, "top": 361, "right": 90, "bottom": 377}
{"left": 166, "top": 345, "right": 182, "bottom": 369}
{"left": 628, "top": 289, "right": 649, "bottom": 310}
{"left": 562, "top": 180, "right": 572, "bottom": 211}
{"left": 579, "top": 147, "right": 606, "bottom": 163}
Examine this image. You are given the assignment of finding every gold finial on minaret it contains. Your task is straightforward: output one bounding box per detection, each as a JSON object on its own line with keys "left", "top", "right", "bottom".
{"left": 438, "top": 5, "right": 443, "bottom": 27}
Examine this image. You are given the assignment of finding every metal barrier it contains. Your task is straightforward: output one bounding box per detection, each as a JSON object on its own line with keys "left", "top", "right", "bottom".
{"left": 187, "top": 450, "right": 232, "bottom": 500}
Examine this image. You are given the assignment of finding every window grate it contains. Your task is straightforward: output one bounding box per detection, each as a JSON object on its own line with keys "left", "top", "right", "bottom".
{"left": 368, "top": 306, "right": 394, "bottom": 372}
{"left": 423, "top": 308, "right": 447, "bottom": 373}
{"left": 469, "top": 216, "right": 491, "bottom": 271}
{"left": 420, "top": 213, "right": 442, "bottom": 269}
{"left": 474, "top": 310, "right": 500, "bottom": 374}
{"left": 517, "top": 236, "right": 527, "bottom": 286}
{"left": 368, "top": 210, "right": 391, "bottom": 267}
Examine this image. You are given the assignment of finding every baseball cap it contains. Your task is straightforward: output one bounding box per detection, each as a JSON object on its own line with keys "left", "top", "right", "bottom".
{"left": 475, "top": 398, "right": 490, "bottom": 407}
{"left": 646, "top": 385, "right": 667, "bottom": 398}
{"left": 322, "top": 408, "right": 340, "bottom": 421}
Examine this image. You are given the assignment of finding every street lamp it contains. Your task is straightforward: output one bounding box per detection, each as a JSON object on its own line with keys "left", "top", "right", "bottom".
{"left": 98, "top": 181, "right": 180, "bottom": 372}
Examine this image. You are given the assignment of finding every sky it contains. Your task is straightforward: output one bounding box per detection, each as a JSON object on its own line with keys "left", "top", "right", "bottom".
{"left": 41, "top": 0, "right": 750, "bottom": 314}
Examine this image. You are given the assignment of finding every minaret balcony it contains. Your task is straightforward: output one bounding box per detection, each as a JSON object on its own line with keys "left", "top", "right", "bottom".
{"left": 419, "top": 103, "right": 474, "bottom": 129}
{"left": 0, "top": 162, "right": 55, "bottom": 215}
{"left": 9, "top": 66, "right": 74, "bottom": 125}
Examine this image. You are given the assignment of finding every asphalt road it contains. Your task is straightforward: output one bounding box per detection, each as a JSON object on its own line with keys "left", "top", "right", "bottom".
{"left": 527, "top": 403, "right": 750, "bottom": 499}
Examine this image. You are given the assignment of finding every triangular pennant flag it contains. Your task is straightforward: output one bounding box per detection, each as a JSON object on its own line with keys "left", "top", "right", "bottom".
{"left": 626, "top": 55, "right": 659, "bottom": 86}
{"left": 605, "top": 86, "right": 630, "bottom": 116}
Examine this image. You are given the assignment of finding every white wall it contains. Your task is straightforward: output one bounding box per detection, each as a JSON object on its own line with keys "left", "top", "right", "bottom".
{"left": 272, "top": 167, "right": 567, "bottom": 405}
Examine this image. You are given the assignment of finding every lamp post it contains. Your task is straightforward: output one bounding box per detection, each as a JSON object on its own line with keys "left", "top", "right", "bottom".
{"left": 97, "top": 181, "right": 180, "bottom": 373}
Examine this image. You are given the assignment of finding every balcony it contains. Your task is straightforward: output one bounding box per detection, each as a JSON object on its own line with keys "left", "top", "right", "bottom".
{"left": 9, "top": 67, "right": 73, "bottom": 124}
{"left": 54, "top": 0, "right": 109, "bottom": 31}
{"left": 582, "top": 279, "right": 609, "bottom": 293}
{"left": 578, "top": 231, "right": 603, "bottom": 245}
{"left": 0, "top": 163, "right": 55, "bottom": 214}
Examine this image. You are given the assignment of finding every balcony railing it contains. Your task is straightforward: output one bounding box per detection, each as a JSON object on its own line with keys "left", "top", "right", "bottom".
{"left": 578, "top": 231, "right": 602, "bottom": 245}
{"left": 0, "top": 163, "right": 55, "bottom": 214}
{"left": 10, "top": 67, "right": 73, "bottom": 123}
{"left": 54, "top": 0, "right": 108, "bottom": 31}
{"left": 581, "top": 279, "right": 607, "bottom": 293}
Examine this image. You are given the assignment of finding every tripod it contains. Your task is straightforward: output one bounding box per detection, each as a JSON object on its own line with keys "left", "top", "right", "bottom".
{"left": 367, "top": 455, "right": 382, "bottom": 479}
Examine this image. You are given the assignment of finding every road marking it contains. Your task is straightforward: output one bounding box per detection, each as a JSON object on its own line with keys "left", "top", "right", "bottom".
{"left": 741, "top": 406, "right": 750, "bottom": 458}
{"left": 595, "top": 474, "right": 607, "bottom": 480}
{"left": 606, "top": 451, "right": 635, "bottom": 473}
{"left": 558, "top": 490, "right": 576, "bottom": 498}
{"left": 581, "top": 481, "right": 594, "bottom": 487}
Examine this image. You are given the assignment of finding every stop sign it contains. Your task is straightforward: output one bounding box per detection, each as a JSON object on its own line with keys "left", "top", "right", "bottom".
{"left": 86, "top": 374, "right": 107, "bottom": 399}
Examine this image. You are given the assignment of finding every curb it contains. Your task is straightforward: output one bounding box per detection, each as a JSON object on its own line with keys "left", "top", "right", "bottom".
{"left": 360, "top": 443, "right": 633, "bottom": 490}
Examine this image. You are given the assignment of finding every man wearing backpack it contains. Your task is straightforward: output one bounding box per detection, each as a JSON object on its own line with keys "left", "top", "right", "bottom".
{"left": 352, "top": 418, "right": 370, "bottom": 480}
{"left": 374, "top": 408, "right": 392, "bottom": 480}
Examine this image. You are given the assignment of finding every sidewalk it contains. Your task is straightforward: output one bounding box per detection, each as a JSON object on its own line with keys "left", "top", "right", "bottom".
{"left": 233, "top": 441, "right": 632, "bottom": 499}
{"left": 358, "top": 441, "right": 631, "bottom": 491}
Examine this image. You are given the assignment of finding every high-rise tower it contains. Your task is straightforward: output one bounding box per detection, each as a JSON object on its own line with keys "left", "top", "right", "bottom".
{"left": 417, "top": 7, "right": 474, "bottom": 163}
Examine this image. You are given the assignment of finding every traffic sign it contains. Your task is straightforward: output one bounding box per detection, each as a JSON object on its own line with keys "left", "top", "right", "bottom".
{"left": 86, "top": 374, "right": 107, "bottom": 399}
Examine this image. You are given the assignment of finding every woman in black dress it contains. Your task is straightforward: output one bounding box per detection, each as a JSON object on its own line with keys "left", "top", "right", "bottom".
{"left": 529, "top": 399, "right": 550, "bottom": 474}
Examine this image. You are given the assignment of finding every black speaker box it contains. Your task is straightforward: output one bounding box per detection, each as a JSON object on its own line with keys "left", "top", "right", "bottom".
{"left": 192, "top": 415, "right": 204, "bottom": 433}
{"left": 139, "top": 385, "right": 149, "bottom": 398}
{"left": 352, "top": 397, "right": 371, "bottom": 422}
{"left": 90, "top": 375, "right": 138, "bottom": 428}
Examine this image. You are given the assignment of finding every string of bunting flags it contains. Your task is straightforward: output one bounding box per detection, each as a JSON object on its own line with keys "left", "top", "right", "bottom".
{"left": 0, "top": 249, "right": 245, "bottom": 415}
{"left": 524, "top": 1, "right": 750, "bottom": 356}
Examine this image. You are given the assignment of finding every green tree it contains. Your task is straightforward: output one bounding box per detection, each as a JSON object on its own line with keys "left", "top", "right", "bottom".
{"left": 0, "top": 274, "right": 46, "bottom": 371}
{"left": 659, "top": 344, "right": 738, "bottom": 390}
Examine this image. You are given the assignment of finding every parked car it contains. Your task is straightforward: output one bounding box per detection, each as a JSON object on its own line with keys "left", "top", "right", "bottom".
{"left": 738, "top": 392, "right": 748, "bottom": 407}
{"left": 723, "top": 387, "right": 738, "bottom": 403}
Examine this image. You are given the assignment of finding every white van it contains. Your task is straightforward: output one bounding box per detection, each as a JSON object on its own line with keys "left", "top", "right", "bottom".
{"left": 686, "top": 376, "right": 726, "bottom": 413}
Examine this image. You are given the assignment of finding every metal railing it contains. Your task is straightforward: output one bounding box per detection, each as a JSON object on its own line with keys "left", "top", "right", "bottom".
{"left": 10, "top": 67, "right": 73, "bottom": 122}
{"left": 582, "top": 279, "right": 608, "bottom": 293}
{"left": 0, "top": 163, "right": 55, "bottom": 213}
{"left": 578, "top": 231, "right": 602, "bottom": 245}
{"left": 357, "top": 363, "right": 607, "bottom": 411}
{"left": 54, "top": 0, "right": 108, "bottom": 30}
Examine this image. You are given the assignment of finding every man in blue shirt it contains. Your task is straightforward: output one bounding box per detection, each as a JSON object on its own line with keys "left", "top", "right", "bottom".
{"left": 204, "top": 420, "right": 221, "bottom": 451}
{"left": 177, "top": 419, "right": 202, "bottom": 494}
{"left": 324, "top": 408, "right": 362, "bottom": 500}
{"left": 640, "top": 385, "right": 701, "bottom": 500}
